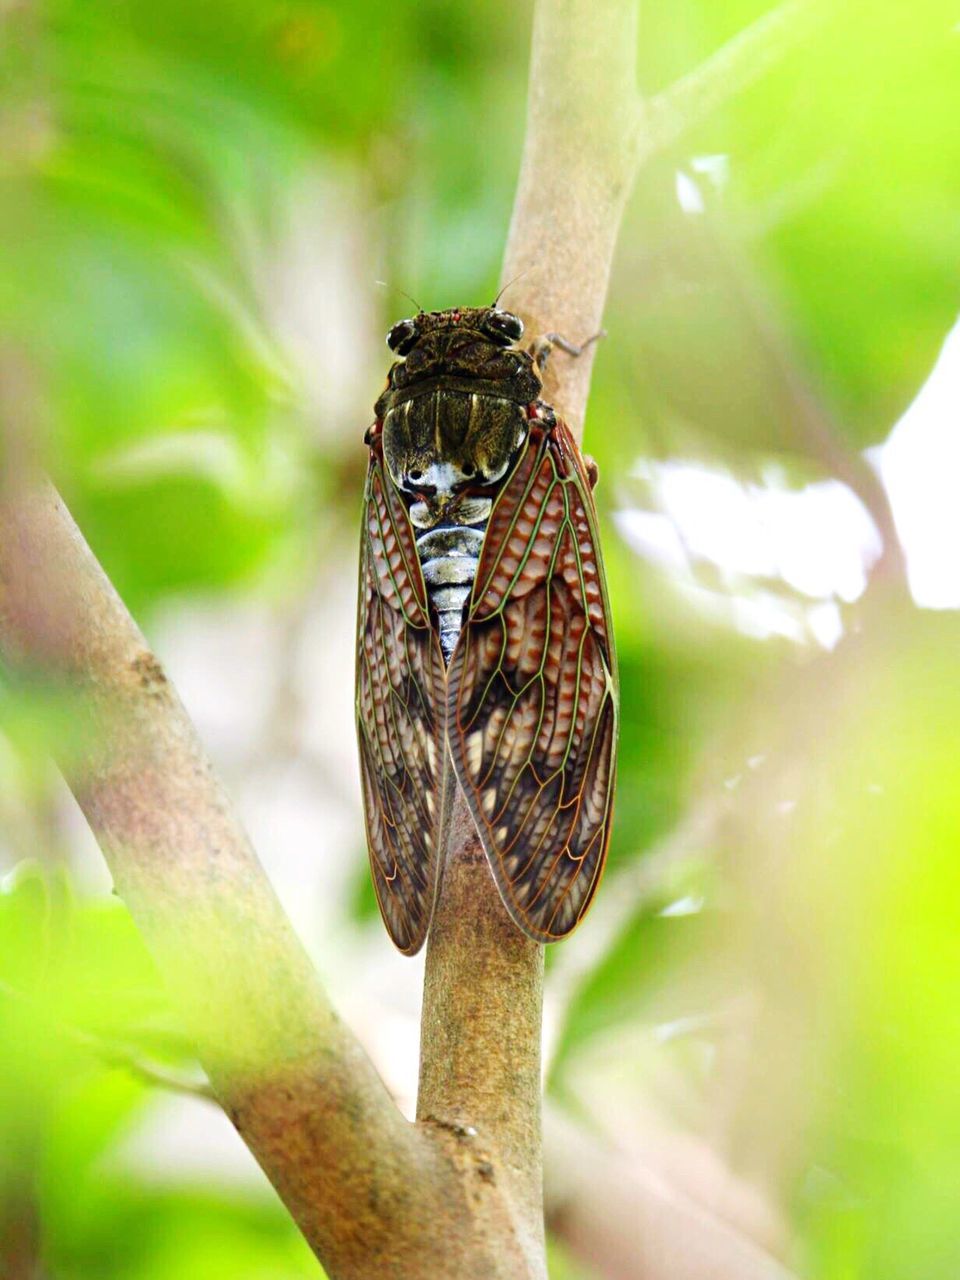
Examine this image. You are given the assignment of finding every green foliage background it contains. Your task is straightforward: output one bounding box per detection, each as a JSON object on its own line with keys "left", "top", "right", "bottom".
{"left": 1, "top": 1, "right": 959, "bottom": 1276}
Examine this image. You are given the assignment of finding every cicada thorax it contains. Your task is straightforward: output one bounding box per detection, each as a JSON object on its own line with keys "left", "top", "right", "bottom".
{"left": 379, "top": 389, "right": 534, "bottom": 659}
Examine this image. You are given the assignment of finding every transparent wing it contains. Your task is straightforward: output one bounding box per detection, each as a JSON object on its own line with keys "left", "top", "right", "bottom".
{"left": 356, "top": 441, "right": 446, "bottom": 954}
{"left": 448, "top": 420, "right": 618, "bottom": 942}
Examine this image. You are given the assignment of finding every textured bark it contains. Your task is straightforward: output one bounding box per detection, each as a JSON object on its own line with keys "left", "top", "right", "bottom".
{"left": 418, "top": 789, "right": 546, "bottom": 1272}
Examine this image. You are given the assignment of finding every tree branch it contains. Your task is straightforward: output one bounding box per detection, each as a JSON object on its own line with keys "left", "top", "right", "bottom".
{"left": 418, "top": 2, "right": 831, "bottom": 1272}
{"left": 418, "top": 790, "right": 547, "bottom": 1269}
{"left": 415, "top": 5, "right": 641, "bottom": 1276}
{"left": 502, "top": 0, "right": 641, "bottom": 436}
{"left": 0, "top": 480, "right": 472, "bottom": 1279}
{"left": 501, "top": 0, "right": 829, "bottom": 437}
{"left": 545, "top": 1108, "right": 798, "bottom": 1280}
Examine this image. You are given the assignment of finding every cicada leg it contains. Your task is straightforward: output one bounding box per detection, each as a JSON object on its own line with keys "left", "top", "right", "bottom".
{"left": 529, "top": 327, "right": 607, "bottom": 374}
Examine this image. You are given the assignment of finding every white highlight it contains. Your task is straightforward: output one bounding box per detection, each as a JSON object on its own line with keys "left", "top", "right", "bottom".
{"left": 617, "top": 315, "right": 960, "bottom": 641}
{"left": 675, "top": 170, "right": 705, "bottom": 216}
{"left": 691, "top": 153, "right": 730, "bottom": 190}
{"left": 877, "top": 316, "right": 960, "bottom": 608}
{"left": 658, "top": 894, "right": 704, "bottom": 918}
{"left": 616, "top": 463, "right": 880, "bottom": 648}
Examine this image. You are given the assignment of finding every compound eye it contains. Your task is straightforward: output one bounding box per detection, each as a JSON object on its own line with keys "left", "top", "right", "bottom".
{"left": 386, "top": 317, "right": 418, "bottom": 355}
{"left": 484, "top": 310, "right": 524, "bottom": 345}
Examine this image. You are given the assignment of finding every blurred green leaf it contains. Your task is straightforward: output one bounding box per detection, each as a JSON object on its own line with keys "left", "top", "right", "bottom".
{"left": 551, "top": 886, "right": 732, "bottom": 1086}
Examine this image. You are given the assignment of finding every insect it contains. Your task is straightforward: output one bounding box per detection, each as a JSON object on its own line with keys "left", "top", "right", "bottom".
{"left": 356, "top": 304, "right": 618, "bottom": 953}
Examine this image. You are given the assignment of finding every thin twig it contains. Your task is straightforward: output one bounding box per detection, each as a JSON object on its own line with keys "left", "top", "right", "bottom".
{"left": 93, "top": 1043, "right": 217, "bottom": 1101}
{"left": 545, "top": 1107, "right": 798, "bottom": 1280}
{"left": 643, "top": 0, "right": 834, "bottom": 163}
{"left": 500, "top": 0, "right": 829, "bottom": 437}
{"left": 502, "top": 0, "right": 642, "bottom": 437}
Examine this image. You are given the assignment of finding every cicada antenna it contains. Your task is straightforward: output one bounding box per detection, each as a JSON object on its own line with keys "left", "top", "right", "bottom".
{"left": 492, "top": 270, "right": 531, "bottom": 310}
{"left": 376, "top": 280, "right": 424, "bottom": 314}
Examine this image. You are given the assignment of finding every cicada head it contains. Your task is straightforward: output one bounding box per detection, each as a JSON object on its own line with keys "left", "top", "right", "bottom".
{"left": 386, "top": 306, "right": 525, "bottom": 355}
{"left": 378, "top": 307, "right": 542, "bottom": 405}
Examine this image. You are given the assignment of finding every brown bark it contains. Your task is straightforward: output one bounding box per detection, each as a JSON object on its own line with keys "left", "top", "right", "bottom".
{"left": 418, "top": 789, "right": 546, "bottom": 1270}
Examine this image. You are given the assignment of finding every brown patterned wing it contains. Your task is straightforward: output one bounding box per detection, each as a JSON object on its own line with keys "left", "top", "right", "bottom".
{"left": 356, "top": 438, "right": 447, "bottom": 954}
{"left": 447, "top": 420, "right": 618, "bottom": 942}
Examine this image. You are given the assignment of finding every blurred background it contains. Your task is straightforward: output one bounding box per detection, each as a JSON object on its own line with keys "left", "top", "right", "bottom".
{"left": 1, "top": 0, "right": 959, "bottom": 1276}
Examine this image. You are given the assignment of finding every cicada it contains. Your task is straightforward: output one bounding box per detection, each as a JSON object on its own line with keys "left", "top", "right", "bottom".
{"left": 356, "top": 305, "right": 618, "bottom": 953}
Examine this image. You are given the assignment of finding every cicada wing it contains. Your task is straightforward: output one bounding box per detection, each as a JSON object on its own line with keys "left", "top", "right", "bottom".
{"left": 448, "top": 420, "right": 618, "bottom": 942}
{"left": 356, "top": 441, "right": 447, "bottom": 954}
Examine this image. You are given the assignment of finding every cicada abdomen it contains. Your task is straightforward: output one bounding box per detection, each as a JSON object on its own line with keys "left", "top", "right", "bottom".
{"left": 356, "top": 305, "right": 618, "bottom": 952}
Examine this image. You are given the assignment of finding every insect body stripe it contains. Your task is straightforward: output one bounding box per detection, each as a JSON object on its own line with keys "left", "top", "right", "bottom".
{"left": 415, "top": 510, "right": 490, "bottom": 662}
